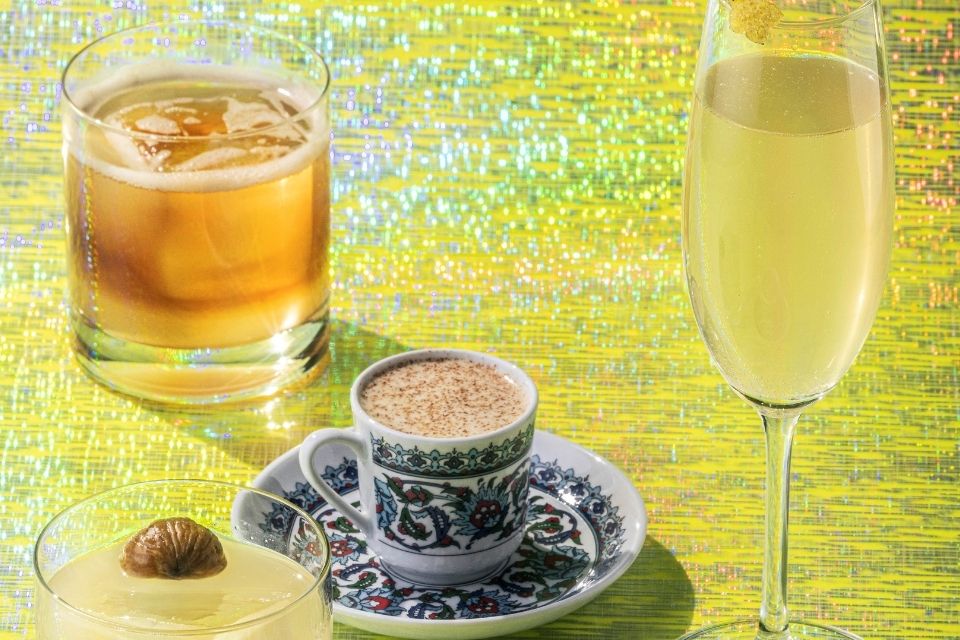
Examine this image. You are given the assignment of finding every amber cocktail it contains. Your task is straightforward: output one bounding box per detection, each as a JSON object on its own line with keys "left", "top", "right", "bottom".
{"left": 62, "top": 22, "right": 330, "bottom": 403}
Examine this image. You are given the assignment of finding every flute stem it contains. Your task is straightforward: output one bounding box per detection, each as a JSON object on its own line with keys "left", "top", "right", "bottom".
{"left": 758, "top": 409, "right": 800, "bottom": 634}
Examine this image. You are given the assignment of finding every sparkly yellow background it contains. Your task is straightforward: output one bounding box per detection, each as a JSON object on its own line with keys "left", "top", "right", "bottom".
{"left": 0, "top": 0, "right": 957, "bottom": 638}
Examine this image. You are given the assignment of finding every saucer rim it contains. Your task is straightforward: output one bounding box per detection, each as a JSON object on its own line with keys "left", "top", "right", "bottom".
{"left": 251, "top": 429, "right": 647, "bottom": 634}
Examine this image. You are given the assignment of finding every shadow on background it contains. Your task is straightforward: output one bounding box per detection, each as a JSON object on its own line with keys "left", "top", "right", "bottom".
{"left": 504, "top": 537, "right": 695, "bottom": 639}
{"left": 143, "top": 320, "right": 409, "bottom": 469}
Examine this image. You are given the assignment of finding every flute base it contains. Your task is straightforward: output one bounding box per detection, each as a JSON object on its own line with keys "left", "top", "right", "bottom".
{"left": 678, "top": 619, "right": 863, "bottom": 640}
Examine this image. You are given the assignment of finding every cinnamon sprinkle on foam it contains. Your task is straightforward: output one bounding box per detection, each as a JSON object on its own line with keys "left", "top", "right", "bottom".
{"left": 359, "top": 359, "right": 527, "bottom": 438}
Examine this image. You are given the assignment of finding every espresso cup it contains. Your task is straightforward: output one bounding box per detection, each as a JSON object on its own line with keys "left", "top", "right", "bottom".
{"left": 299, "top": 349, "right": 537, "bottom": 585}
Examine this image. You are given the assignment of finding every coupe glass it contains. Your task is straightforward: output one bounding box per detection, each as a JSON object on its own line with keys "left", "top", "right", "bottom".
{"left": 680, "top": 0, "right": 893, "bottom": 638}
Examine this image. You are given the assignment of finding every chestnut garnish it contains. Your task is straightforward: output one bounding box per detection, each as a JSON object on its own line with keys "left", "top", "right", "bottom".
{"left": 120, "top": 517, "right": 227, "bottom": 579}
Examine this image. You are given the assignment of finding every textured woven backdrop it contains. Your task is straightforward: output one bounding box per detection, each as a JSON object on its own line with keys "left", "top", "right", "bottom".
{"left": 0, "top": 0, "right": 957, "bottom": 638}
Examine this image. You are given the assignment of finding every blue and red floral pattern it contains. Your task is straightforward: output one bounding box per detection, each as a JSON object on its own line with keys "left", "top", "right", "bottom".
{"left": 371, "top": 424, "right": 534, "bottom": 477}
{"left": 261, "top": 453, "right": 625, "bottom": 621}
{"left": 529, "top": 456, "right": 624, "bottom": 573}
{"left": 370, "top": 462, "right": 529, "bottom": 552}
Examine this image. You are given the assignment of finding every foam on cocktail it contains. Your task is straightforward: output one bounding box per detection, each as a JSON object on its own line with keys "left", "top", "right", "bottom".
{"left": 66, "top": 62, "right": 327, "bottom": 193}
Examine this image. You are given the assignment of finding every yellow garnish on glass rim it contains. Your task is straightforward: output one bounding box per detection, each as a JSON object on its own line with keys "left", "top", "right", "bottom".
{"left": 730, "top": 0, "right": 783, "bottom": 45}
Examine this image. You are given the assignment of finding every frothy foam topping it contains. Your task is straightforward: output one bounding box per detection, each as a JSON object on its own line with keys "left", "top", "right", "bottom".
{"left": 65, "top": 62, "right": 327, "bottom": 193}
{"left": 359, "top": 359, "right": 528, "bottom": 438}
{"left": 174, "top": 147, "right": 248, "bottom": 172}
{"left": 221, "top": 97, "right": 289, "bottom": 135}
{"left": 133, "top": 114, "right": 181, "bottom": 135}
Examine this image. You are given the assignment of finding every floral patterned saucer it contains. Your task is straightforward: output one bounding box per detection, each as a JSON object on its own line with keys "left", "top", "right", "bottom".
{"left": 248, "top": 431, "right": 647, "bottom": 640}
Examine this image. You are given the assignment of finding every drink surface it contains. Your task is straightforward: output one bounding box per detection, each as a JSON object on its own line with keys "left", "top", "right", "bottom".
{"left": 360, "top": 359, "right": 527, "bottom": 437}
{"left": 65, "top": 65, "right": 329, "bottom": 349}
{"left": 42, "top": 536, "right": 327, "bottom": 638}
{"left": 683, "top": 53, "right": 893, "bottom": 406}
{"left": 91, "top": 75, "right": 315, "bottom": 174}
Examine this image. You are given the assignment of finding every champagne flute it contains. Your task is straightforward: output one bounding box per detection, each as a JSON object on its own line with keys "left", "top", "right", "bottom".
{"left": 680, "top": 0, "right": 893, "bottom": 638}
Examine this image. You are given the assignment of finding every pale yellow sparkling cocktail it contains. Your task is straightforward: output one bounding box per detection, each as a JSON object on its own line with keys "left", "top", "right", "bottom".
{"left": 685, "top": 52, "right": 893, "bottom": 406}
{"left": 679, "top": 1, "right": 894, "bottom": 639}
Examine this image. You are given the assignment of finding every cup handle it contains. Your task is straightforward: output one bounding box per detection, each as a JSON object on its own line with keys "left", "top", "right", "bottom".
{"left": 299, "top": 428, "right": 375, "bottom": 538}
